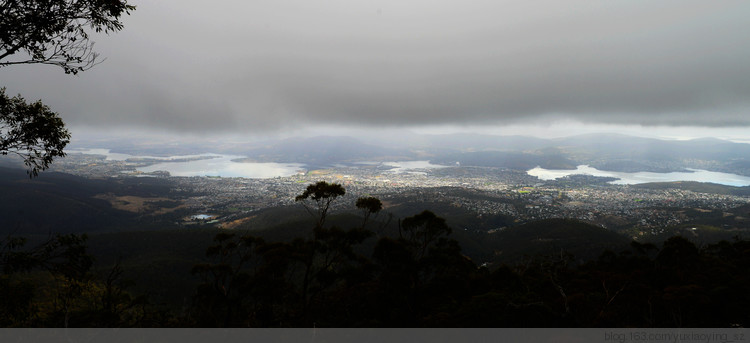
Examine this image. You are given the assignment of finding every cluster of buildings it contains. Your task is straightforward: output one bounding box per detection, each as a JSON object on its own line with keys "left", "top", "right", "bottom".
{"left": 45, "top": 153, "right": 750, "bottom": 236}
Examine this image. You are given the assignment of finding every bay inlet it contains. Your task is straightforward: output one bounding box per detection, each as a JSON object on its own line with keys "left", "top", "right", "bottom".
{"left": 527, "top": 165, "right": 750, "bottom": 187}
{"left": 74, "top": 149, "right": 305, "bottom": 178}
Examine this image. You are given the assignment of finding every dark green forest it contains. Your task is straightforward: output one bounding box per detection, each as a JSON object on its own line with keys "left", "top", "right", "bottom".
{"left": 2, "top": 182, "right": 749, "bottom": 328}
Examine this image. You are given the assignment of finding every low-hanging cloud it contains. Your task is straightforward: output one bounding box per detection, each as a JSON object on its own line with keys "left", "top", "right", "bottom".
{"left": 2, "top": 0, "right": 749, "bottom": 133}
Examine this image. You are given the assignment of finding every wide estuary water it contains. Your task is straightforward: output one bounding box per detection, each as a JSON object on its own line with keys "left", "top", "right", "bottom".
{"left": 75, "top": 149, "right": 304, "bottom": 178}
{"left": 527, "top": 165, "right": 750, "bottom": 187}
{"left": 73, "top": 149, "right": 750, "bottom": 186}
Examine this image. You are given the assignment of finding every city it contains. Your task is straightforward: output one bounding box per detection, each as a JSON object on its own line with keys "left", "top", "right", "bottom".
{"left": 41, "top": 150, "right": 750, "bottom": 240}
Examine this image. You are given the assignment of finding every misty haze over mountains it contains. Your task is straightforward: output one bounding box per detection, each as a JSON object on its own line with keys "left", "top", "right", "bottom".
{"left": 5, "top": 0, "right": 750, "bottom": 329}
{"left": 64, "top": 132, "right": 750, "bottom": 177}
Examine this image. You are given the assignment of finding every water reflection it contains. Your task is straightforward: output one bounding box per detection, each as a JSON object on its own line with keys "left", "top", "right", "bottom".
{"left": 137, "top": 155, "right": 304, "bottom": 178}
{"left": 381, "top": 161, "right": 448, "bottom": 173}
{"left": 528, "top": 165, "right": 750, "bottom": 187}
{"left": 74, "top": 149, "right": 304, "bottom": 178}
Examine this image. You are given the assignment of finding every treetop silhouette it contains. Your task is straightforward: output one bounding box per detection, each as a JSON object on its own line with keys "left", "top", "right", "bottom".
{"left": 0, "top": 88, "right": 70, "bottom": 176}
{"left": 295, "top": 181, "right": 346, "bottom": 228}
{"left": 0, "top": 0, "right": 135, "bottom": 176}
{"left": 0, "top": 0, "right": 135, "bottom": 73}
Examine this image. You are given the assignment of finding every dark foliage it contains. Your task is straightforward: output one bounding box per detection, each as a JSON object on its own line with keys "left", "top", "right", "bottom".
{"left": 0, "top": 89, "right": 69, "bottom": 177}
{"left": 0, "top": 0, "right": 135, "bottom": 73}
{"left": 181, "top": 184, "right": 750, "bottom": 327}
{"left": 1, "top": 0, "right": 134, "bottom": 176}
{"left": 181, "top": 205, "right": 750, "bottom": 327}
{"left": 4, "top": 182, "right": 750, "bottom": 327}
{"left": 0, "top": 233, "right": 167, "bottom": 327}
{"left": 295, "top": 181, "right": 346, "bottom": 228}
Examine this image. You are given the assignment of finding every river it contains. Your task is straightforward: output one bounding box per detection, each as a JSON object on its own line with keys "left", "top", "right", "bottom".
{"left": 527, "top": 165, "right": 750, "bottom": 187}
{"left": 73, "top": 149, "right": 305, "bottom": 178}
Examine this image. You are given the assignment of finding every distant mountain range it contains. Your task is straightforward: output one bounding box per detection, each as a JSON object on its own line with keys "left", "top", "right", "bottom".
{"left": 64, "top": 132, "right": 750, "bottom": 176}
{"left": 244, "top": 133, "right": 750, "bottom": 175}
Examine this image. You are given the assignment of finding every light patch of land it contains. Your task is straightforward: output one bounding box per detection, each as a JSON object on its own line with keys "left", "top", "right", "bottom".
{"left": 219, "top": 216, "right": 257, "bottom": 229}
{"left": 380, "top": 200, "right": 398, "bottom": 209}
{"left": 94, "top": 193, "right": 184, "bottom": 214}
{"left": 308, "top": 170, "right": 333, "bottom": 176}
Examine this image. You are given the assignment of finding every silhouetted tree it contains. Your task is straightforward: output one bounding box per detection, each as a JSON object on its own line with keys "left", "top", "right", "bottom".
{"left": 0, "top": 88, "right": 70, "bottom": 176}
{"left": 190, "top": 233, "right": 260, "bottom": 327}
{"left": 0, "top": 0, "right": 135, "bottom": 176}
{"left": 188, "top": 183, "right": 382, "bottom": 327}
{"left": 0, "top": 234, "right": 92, "bottom": 326}
{"left": 0, "top": 234, "right": 161, "bottom": 327}
{"left": 399, "top": 210, "right": 452, "bottom": 259}
{"left": 295, "top": 181, "right": 346, "bottom": 228}
{"left": 356, "top": 196, "right": 382, "bottom": 229}
{"left": 369, "top": 210, "right": 477, "bottom": 326}
{"left": 0, "top": 0, "right": 135, "bottom": 73}
{"left": 293, "top": 182, "right": 377, "bottom": 324}
{"left": 182, "top": 182, "right": 750, "bottom": 327}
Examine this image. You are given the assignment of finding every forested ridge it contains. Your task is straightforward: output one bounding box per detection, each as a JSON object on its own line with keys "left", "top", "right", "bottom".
{"left": 1, "top": 182, "right": 749, "bottom": 328}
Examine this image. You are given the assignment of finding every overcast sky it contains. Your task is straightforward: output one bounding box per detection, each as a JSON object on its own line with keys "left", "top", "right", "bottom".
{"left": 2, "top": 0, "right": 750, "bottom": 138}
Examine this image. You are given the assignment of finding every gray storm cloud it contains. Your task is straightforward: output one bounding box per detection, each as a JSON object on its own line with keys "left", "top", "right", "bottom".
{"left": 1, "top": 0, "right": 749, "bottom": 132}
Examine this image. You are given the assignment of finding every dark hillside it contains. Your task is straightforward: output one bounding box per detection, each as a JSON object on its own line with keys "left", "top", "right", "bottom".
{"left": 482, "top": 218, "right": 631, "bottom": 265}
{"left": 0, "top": 167, "right": 184, "bottom": 234}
